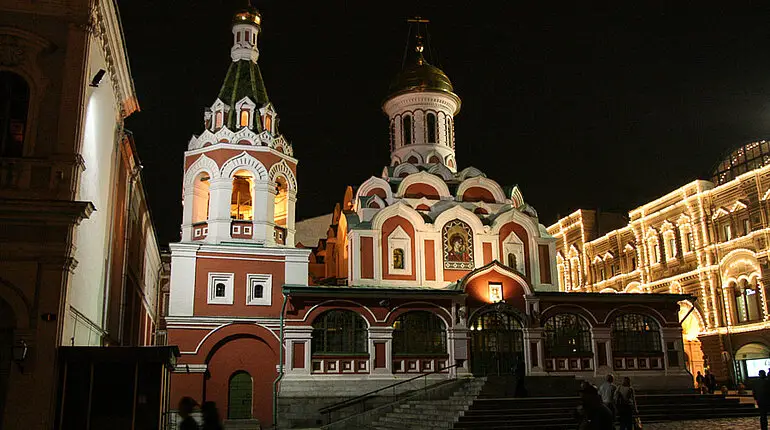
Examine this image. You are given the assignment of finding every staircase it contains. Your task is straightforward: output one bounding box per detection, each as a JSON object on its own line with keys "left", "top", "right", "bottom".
{"left": 224, "top": 419, "right": 261, "bottom": 430}
{"left": 452, "top": 377, "right": 758, "bottom": 429}
{"left": 370, "top": 377, "right": 487, "bottom": 430}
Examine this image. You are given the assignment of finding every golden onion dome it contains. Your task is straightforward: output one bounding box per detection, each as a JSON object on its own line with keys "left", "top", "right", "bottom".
{"left": 233, "top": 5, "right": 261, "bottom": 26}
{"left": 387, "top": 39, "right": 456, "bottom": 100}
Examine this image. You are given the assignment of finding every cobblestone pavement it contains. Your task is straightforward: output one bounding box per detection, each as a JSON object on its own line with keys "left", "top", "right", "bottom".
{"left": 643, "top": 417, "right": 759, "bottom": 429}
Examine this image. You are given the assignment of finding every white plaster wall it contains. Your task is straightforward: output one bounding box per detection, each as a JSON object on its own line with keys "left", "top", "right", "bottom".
{"left": 66, "top": 37, "right": 120, "bottom": 346}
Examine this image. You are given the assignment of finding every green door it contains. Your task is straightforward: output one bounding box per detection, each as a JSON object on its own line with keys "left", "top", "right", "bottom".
{"left": 470, "top": 310, "right": 524, "bottom": 376}
{"left": 228, "top": 371, "right": 253, "bottom": 419}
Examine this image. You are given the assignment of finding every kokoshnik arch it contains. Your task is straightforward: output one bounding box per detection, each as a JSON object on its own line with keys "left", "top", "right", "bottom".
{"left": 166, "top": 6, "right": 693, "bottom": 428}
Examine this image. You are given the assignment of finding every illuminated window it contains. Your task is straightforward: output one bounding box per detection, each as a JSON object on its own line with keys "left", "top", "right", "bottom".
{"left": 426, "top": 112, "right": 437, "bottom": 143}
{"left": 231, "top": 170, "right": 254, "bottom": 220}
{"left": 240, "top": 110, "right": 250, "bottom": 127}
{"left": 192, "top": 173, "right": 211, "bottom": 223}
{"left": 403, "top": 115, "right": 412, "bottom": 145}
{"left": 598, "top": 267, "right": 605, "bottom": 281}
{"left": 264, "top": 114, "right": 272, "bottom": 132}
{"left": 215, "top": 111, "right": 224, "bottom": 129}
{"left": 735, "top": 281, "right": 761, "bottom": 323}
{"left": 274, "top": 176, "right": 288, "bottom": 227}
{"left": 743, "top": 218, "right": 750, "bottom": 235}
{"left": 1, "top": 72, "right": 30, "bottom": 157}
{"left": 722, "top": 224, "right": 732, "bottom": 241}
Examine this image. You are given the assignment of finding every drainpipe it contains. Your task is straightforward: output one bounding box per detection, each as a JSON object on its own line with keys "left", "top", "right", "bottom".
{"left": 273, "top": 292, "right": 288, "bottom": 429}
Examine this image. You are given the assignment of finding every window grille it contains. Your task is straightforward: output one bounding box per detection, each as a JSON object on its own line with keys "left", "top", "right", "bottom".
{"left": 543, "top": 314, "right": 592, "bottom": 357}
{"left": 611, "top": 314, "right": 661, "bottom": 355}
{"left": 312, "top": 310, "right": 368, "bottom": 355}
{"left": 392, "top": 311, "right": 447, "bottom": 355}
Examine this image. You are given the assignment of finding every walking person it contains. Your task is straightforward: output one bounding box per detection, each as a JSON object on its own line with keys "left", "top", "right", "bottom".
{"left": 178, "top": 397, "right": 199, "bottom": 430}
{"left": 754, "top": 370, "right": 770, "bottom": 430}
{"left": 705, "top": 369, "right": 717, "bottom": 394}
{"left": 695, "top": 370, "right": 705, "bottom": 394}
{"left": 201, "top": 401, "right": 224, "bottom": 430}
{"left": 598, "top": 374, "right": 617, "bottom": 419}
{"left": 614, "top": 377, "right": 638, "bottom": 430}
{"left": 577, "top": 382, "right": 614, "bottom": 430}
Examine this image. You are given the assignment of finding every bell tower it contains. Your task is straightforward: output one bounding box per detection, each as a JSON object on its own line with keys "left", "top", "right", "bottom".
{"left": 178, "top": 3, "right": 297, "bottom": 247}
{"left": 383, "top": 18, "right": 461, "bottom": 172}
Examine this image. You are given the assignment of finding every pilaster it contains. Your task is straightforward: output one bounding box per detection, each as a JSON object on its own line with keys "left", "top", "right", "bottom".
{"left": 206, "top": 177, "right": 233, "bottom": 244}
{"left": 369, "top": 326, "right": 393, "bottom": 375}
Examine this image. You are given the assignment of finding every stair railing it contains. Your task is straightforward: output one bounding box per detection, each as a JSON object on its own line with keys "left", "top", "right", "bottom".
{"left": 318, "top": 362, "right": 463, "bottom": 425}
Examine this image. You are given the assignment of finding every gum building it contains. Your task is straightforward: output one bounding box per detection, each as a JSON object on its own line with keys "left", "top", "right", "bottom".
{"left": 167, "top": 7, "right": 693, "bottom": 428}
{"left": 548, "top": 140, "right": 770, "bottom": 387}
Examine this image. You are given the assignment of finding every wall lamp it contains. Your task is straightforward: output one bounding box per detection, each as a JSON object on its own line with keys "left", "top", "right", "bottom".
{"left": 89, "top": 69, "right": 106, "bottom": 87}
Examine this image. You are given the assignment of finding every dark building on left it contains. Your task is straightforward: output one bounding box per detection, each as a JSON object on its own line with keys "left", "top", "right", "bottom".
{"left": 0, "top": 0, "right": 171, "bottom": 428}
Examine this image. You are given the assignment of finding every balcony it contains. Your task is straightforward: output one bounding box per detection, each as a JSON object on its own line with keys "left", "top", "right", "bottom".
{"left": 231, "top": 220, "right": 253, "bottom": 239}
{"left": 0, "top": 157, "right": 81, "bottom": 200}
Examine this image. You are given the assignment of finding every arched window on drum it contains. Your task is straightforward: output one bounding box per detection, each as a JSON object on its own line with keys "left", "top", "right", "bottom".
{"left": 0, "top": 72, "right": 30, "bottom": 157}
{"left": 543, "top": 314, "right": 593, "bottom": 371}
{"left": 611, "top": 313, "right": 663, "bottom": 370}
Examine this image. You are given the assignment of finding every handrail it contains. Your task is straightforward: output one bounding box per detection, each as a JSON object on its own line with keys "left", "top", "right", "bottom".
{"left": 318, "top": 362, "right": 461, "bottom": 415}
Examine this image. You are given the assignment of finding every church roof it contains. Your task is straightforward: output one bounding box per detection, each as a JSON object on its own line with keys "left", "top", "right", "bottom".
{"left": 217, "top": 60, "right": 270, "bottom": 129}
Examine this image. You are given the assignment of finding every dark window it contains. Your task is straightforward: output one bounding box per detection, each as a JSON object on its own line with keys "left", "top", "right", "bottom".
{"left": 686, "top": 232, "right": 694, "bottom": 252}
{"left": 426, "top": 112, "right": 437, "bottom": 143}
{"left": 312, "top": 310, "right": 368, "bottom": 355}
{"left": 666, "top": 341, "right": 679, "bottom": 367}
{"left": 390, "top": 120, "right": 395, "bottom": 151}
{"left": 543, "top": 314, "right": 592, "bottom": 357}
{"left": 611, "top": 314, "right": 661, "bottom": 355}
{"left": 392, "top": 311, "right": 447, "bottom": 355}
{"left": 507, "top": 253, "right": 516, "bottom": 269}
{"left": 215, "top": 282, "right": 226, "bottom": 297}
{"left": 598, "top": 267, "right": 605, "bottom": 281}
{"left": 743, "top": 218, "right": 750, "bottom": 235}
{"left": 403, "top": 115, "right": 412, "bottom": 145}
{"left": 0, "top": 72, "right": 30, "bottom": 157}
{"left": 597, "top": 342, "right": 608, "bottom": 366}
{"left": 252, "top": 284, "right": 263, "bottom": 299}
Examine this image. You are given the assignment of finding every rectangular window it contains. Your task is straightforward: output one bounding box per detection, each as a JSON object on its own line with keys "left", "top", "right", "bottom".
{"left": 538, "top": 245, "right": 551, "bottom": 283}
{"left": 208, "top": 273, "right": 234, "bottom": 305}
{"left": 247, "top": 274, "right": 272, "bottom": 306}
{"left": 530, "top": 342, "right": 539, "bottom": 368}
{"left": 723, "top": 224, "right": 732, "bottom": 241}
{"left": 668, "top": 238, "right": 676, "bottom": 258}
{"left": 667, "top": 341, "right": 679, "bottom": 367}
{"left": 743, "top": 218, "right": 750, "bottom": 235}
{"left": 686, "top": 232, "right": 693, "bottom": 252}
{"left": 598, "top": 267, "right": 605, "bottom": 281}
{"left": 598, "top": 342, "right": 607, "bottom": 367}
{"left": 488, "top": 282, "right": 503, "bottom": 303}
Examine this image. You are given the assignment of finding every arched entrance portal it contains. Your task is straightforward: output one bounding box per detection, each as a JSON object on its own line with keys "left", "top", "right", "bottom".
{"left": 735, "top": 343, "right": 770, "bottom": 383}
{"left": 0, "top": 299, "right": 15, "bottom": 427}
{"left": 469, "top": 307, "right": 524, "bottom": 375}
{"left": 678, "top": 302, "right": 705, "bottom": 382}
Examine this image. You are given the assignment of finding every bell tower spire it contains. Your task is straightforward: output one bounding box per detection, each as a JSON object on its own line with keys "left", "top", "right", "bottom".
{"left": 231, "top": 1, "right": 262, "bottom": 63}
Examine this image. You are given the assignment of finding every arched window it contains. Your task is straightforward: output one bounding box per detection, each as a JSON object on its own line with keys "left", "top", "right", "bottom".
{"left": 735, "top": 280, "right": 761, "bottom": 323}
{"left": 264, "top": 113, "right": 272, "bottom": 132}
{"left": 0, "top": 72, "right": 30, "bottom": 157}
{"left": 215, "top": 111, "right": 224, "bottom": 129}
{"left": 231, "top": 170, "right": 254, "bottom": 220}
{"left": 507, "top": 253, "right": 517, "bottom": 270}
{"left": 447, "top": 117, "right": 454, "bottom": 147}
{"left": 312, "top": 310, "right": 368, "bottom": 355}
{"left": 228, "top": 371, "right": 253, "bottom": 419}
{"left": 392, "top": 311, "right": 447, "bottom": 355}
{"left": 426, "top": 112, "right": 437, "bottom": 143}
{"left": 393, "top": 248, "right": 405, "bottom": 269}
{"left": 407, "top": 156, "right": 419, "bottom": 164}
{"left": 274, "top": 176, "right": 288, "bottom": 227}
{"left": 543, "top": 314, "right": 592, "bottom": 357}
{"left": 240, "top": 109, "right": 250, "bottom": 127}
{"left": 192, "top": 173, "right": 210, "bottom": 223}
{"left": 403, "top": 115, "right": 412, "bottom": 145}
{"left": 611, "top": 313, "right": 661, "bottom": 354}
{"left": 428, "top": 155, "right": 441, "bottom": 164}
{"left": 390, "top": 120, "right": 396, "bottom": 151}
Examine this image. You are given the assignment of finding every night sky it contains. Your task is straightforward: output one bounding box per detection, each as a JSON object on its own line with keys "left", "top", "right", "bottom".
{"left": 118, "top": 1, "right": 770, "bottom": 246}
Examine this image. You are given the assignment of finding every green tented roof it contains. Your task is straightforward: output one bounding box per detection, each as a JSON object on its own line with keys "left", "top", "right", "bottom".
{"left": 217, "top": 60, "right": 270, "bottom": 130}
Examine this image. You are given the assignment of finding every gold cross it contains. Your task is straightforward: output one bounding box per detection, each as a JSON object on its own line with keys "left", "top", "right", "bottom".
{"left": 407, "top": 16, "right": 430, "bottom": 24}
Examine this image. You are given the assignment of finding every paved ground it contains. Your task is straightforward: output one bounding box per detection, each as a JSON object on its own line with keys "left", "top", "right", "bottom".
{"left": 644, "top": 417, "right": 759, "bottom": 429}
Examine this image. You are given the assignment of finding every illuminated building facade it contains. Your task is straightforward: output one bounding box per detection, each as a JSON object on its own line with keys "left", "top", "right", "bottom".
{"left": 548, "top": 142, "right": 770, "bottom": 386}
{"left": 166, "top": 8, "right": 692, "bottom": 429}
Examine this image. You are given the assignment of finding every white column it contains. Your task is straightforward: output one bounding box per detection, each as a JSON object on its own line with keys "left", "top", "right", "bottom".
{"left": 526, "top": 328, "right": 546, "bottom": 375}
{"left": 448, "top": 327, "right": 471, "bottom": 375}
{"left": 252, "top": 180, "right": 274, "bottom": 245}
{"left": 285, "top": 192, "right": 297, "bottom": 247}
{"left": 206, "top": 177, "right": 232, "bottom": 244}
{"left": 593, "top": 327, "right": 612, "bottom": 376}
{"left": 181, "top": 189, "right": 194, "bottom": 242}
{"left": 284, "top": 327, "right": 313, "bottom": 377}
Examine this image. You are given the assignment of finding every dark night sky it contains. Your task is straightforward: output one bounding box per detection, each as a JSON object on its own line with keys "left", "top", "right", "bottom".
{"left": 118, "top": 1, "right": 770, "bottom": 246}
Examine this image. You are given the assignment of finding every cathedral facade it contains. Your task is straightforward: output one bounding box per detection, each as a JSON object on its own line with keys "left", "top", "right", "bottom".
{"left": 167, "top": 7, "right": 691, "bottom": 428}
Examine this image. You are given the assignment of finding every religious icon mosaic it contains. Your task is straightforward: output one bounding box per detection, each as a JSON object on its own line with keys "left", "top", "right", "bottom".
{"left": 443, "top": 219, "right": 474, "bottom": 270}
